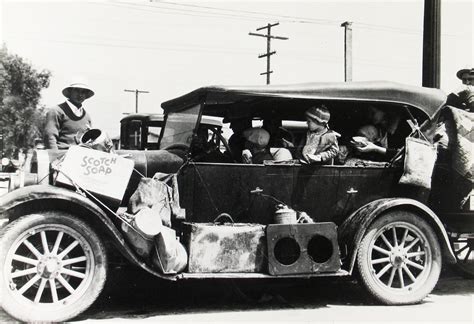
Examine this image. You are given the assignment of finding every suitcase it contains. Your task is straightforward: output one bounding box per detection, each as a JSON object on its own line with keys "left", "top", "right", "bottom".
{"left": 183, "top": 215, "right": 266, "bottom": 273}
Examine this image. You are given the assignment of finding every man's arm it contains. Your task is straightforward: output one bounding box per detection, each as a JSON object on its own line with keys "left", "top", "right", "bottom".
{"left": 44, "top": 108, "right": 61, "bottom": 150}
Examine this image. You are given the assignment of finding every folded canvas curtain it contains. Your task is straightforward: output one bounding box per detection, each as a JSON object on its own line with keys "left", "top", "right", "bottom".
{"left": 442, "top": 107, "right": 474, "bottom": 183}
{"left": 431, "top": 107, "right": 473, "bottom": 210}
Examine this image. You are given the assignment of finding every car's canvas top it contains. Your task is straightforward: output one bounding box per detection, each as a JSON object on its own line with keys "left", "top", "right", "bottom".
{"left": 161, "top": 81, "right": 447, "bottom": 119}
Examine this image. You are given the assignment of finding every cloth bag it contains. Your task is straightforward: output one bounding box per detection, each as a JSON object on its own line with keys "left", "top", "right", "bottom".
{"left": 399, "top": 137, "right": 437, "bottom": 189}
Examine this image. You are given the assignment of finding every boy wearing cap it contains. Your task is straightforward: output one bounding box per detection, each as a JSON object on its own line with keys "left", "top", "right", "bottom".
{"left": 300, "top": 105, "right": 339, "bottom": 164}
{"left": 44, "top": 81, "right": 94, "bottom": 149}
{"left": 241, "top": 128, "right": 273, "bottom": 164}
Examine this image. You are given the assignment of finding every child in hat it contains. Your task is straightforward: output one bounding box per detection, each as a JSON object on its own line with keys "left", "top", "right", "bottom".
{"left": 241, "top": 128, "right": 273, "bottom": 164}
{"left": 300, "top": 105, "right": 339, "bottom": 164}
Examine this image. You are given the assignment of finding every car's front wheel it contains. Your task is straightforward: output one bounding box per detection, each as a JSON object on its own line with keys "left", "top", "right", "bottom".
{"left": 357, "top": 210, "right": 441, "bottom": 305}
{"left": 0, "top": 212, "right": 107, "bottom": 322}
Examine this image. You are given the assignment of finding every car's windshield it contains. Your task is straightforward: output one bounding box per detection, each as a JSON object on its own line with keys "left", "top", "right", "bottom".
{"left": 160, "top": 104, "right": 200, "bottom": 149}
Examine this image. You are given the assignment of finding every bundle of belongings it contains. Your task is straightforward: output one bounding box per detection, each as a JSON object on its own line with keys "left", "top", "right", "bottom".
{"left": 430, "top": 106, "right": 473, "bottom": 211}
{"left": 121, "top": 172, "right": 187, "bottom": 274}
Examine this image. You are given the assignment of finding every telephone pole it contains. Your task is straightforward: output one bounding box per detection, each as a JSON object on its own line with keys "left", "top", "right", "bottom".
{"left": 422, "top": 0, "right": 441, "bottom": 88}
{"left": 249, "top": 22, "right": 288, "bottom": 85}
{"left": 124, "top": 89, "right": 150, "bottom": 113}
{"left": 341, "top": 21, "right": 353, "bottom": 82}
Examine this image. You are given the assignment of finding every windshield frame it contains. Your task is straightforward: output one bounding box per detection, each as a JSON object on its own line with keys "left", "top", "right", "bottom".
{"left": 159, "top": 103, "right": 202, "bottom": 150}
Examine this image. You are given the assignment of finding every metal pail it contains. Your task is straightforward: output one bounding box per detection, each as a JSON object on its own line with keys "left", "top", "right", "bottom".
{"left": 274, "top": 205, "right": 298, "bottom": 224}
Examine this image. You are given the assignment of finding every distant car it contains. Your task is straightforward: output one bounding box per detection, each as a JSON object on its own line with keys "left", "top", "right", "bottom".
{"left": 120, "top": 113, "right": 224, "bottom": 150}
{"left": 0, "top": 81, "right": 472, "bottom": 322}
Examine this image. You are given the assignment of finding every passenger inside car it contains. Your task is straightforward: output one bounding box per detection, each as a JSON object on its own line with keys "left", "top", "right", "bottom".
{"left": 262, "top": 118, "right": 295, "bottom": 148}
{"left": 191, "top": 128, "right": 232, "bottom": 163}
{"left": 350, "top": 105, "right": 408, "bottom": 162}
{"left": 297, "top": 105, "right": 339, "bottom": 164}
{"left": 227, "top": 117, "right": 252, "bottom": 162}
{"left": 241, "top": 128, "right": 292, "bottom": 164}
{"left": 241, "top": 128, "right": 273, "bottom": 164}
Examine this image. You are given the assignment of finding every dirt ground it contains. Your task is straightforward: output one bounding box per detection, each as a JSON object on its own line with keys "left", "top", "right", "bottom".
{"left": 1, "top": 267, "right": 472, "bottom": 323}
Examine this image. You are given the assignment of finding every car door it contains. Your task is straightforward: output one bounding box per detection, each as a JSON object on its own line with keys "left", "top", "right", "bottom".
{"left": 333, "top": 166, "right": 401, "bottom": 224}
{"left": 179, "top": 163, "right": 295, "bottom": 224}
{"left": 290, "top": 165, "right": 340, "bottom": 223}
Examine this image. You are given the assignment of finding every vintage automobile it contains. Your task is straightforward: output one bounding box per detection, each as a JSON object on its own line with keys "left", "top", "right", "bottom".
{"left": 120, "top": 113, "right": 225, "bottom": 150}
{"left": 0, "top": 81, "right": 472, "bottom": 322}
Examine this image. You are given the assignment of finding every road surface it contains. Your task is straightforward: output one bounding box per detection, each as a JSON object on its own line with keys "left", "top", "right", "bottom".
{"left": 2, "top": 267, "right": 471, "bottom": 323}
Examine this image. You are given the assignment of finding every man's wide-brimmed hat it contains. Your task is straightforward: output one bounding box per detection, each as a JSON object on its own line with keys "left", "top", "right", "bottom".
{"left": 456, "top": 68, "right": 474, "bottom": 80}
{"left": 62, "top": 81, "right": 95, "bottom": 99}
{"left": 305, "top": 105, "right": 330, "bottom": 124}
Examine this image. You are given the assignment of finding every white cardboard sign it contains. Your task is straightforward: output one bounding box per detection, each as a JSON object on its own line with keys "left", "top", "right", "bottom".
{"left": 56, "top": 146, "right": 134, "bottom": 202}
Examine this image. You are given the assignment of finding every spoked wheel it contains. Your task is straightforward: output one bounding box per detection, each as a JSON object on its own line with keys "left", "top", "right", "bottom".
{"left": 0, "top": 213, "right": 107, "bottom": 322}
{"left": 357, "top": 211, "right": 442, "bottom": 305}
{"left": 450, "top": 233, "right": 474, "bottom": 278}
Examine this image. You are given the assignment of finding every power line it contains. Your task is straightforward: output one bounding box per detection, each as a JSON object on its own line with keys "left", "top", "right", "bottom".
{"left": 100, "top": 0, "right": 470, "bottom": 38}
{"left": 153, "top": 0, "right": 342, "bottom": 25}
{"left": 6, "top": 35, "right": 256, "bottom": 55}
{"left": 96, "top": 1, "right": 272, "bottom": 23}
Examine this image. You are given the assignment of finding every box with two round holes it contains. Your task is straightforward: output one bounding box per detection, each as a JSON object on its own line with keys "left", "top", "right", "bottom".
{"left": 267, "top": 223, "right": 341, "bottom": 275}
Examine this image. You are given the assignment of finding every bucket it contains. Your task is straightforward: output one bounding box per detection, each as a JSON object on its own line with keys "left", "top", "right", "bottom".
{"left": 80, "top": 128, "right": 114, "bottom": 153}
{"left": 122, "top": 207, "right": 162, "bottom": 258}
{"left": 274, "top": 205, "right": 298, "bottom": 224}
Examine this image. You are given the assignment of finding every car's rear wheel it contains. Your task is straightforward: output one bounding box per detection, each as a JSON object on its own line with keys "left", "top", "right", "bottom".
{"left": 450, "top": 234, "right": 474, "bottom": 278}
{"left": 357, "top": 210, "right": 441, "bottom": 304}
{"left": 0, "top": 212, "right": 107, "bottom": 322}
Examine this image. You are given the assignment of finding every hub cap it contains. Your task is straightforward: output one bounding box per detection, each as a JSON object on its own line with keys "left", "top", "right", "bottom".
{"left": 4, "top": 225, "right": 94, "bottom": 305}
{"left": 369, "top": 222, "right": 432, "bottom": 291}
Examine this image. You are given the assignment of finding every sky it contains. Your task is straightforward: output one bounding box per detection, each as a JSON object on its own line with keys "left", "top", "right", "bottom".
{"left": 1, "top": 0, "right": 473, "bottom": 137}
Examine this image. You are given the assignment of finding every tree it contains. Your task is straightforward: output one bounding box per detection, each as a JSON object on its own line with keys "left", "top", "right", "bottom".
{"left": 0, "top": 46, "right": 51, "bottom": 158}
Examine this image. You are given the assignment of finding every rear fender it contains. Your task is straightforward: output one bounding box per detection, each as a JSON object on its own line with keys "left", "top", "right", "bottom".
{"left": 0, "top": 185, "right": 177, "bottom": 281}
{"left": 338, "top": 198, "right": 456, "bottom": 274}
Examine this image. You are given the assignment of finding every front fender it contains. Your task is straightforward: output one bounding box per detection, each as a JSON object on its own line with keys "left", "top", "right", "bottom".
{"left": 338, "top": 198, "right": 456, "bottom": 274}
{"left": 0, "top": 184, "right": 177, "bottom": 281}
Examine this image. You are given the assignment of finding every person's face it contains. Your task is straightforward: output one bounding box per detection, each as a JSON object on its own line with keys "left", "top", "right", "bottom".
{"left": 368, "top": 106, "right": 386, "bottom": 125}
{"left": 306, "top": 117, "right": 325, "bottom": 132}
{"left": 461, "top": 74, "right": 474, "bottom": 85}
{"left": 68, "top": 88, "right": 90, "bottom": 106}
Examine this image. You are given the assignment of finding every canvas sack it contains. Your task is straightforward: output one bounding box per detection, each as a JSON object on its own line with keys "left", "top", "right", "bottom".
{"left": 399, "top": 137, "right": 437, "bottom": 189}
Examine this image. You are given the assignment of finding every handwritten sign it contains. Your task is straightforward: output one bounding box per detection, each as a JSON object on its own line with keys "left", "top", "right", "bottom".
{"left": 56, "top": 146, "right": 134, "bottom": 202}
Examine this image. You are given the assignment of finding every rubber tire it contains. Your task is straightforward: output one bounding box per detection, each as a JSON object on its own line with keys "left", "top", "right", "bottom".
{"left": 356, "top": 210, "right": 442, "bottom": 305}
{"left": 0, "top": 212, "right": 107, "bottom": 322}
{"left": 450, "top": 237, "right": 474, "bottom": 279}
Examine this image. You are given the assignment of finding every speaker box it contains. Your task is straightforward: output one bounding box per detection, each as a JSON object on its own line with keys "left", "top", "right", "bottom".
{"left": 267, "top": 223, "right": 340, "bottom": 275}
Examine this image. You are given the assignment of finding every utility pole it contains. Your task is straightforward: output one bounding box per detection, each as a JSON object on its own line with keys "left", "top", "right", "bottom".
{"left": 249, "top": 22, "right": 288, "bottom": 85}
{"left": 422, "top": 0, "right": 441, "bottom": 88}
{"left": 341, "top": 21, "right": 353, "bottom": 82}
{"left": 124, "top": 89, "right": 150, "bottom": 113}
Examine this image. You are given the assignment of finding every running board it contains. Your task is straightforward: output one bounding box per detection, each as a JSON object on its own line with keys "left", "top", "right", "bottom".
{"left": 177, "top": 269, "right": 349, "bottom": 280}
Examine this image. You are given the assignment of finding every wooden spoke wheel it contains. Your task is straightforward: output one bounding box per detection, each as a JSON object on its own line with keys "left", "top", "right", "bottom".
{"left": 357, "top": 211, "right": 442, "bottom": 305}
{"left": 0, "top": 213, "right": 107, "bottom": 322}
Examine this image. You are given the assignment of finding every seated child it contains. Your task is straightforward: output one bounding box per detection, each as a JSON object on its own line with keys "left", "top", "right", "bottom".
{"left": 241, "top": 128, "right": 273, "bottom": 164}
{"left": 241, "top": 128, "right": 293, "bottom": 164}
{"left": 300, "top": 105, "right": 339, "bottom": 164}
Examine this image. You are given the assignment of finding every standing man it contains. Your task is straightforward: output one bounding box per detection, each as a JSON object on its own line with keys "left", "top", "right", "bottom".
{"left": 449, "top": 68, "right": 474, "bottom": 112}
{"left": 44, "top": 81, "right": 94, "bottom": 149}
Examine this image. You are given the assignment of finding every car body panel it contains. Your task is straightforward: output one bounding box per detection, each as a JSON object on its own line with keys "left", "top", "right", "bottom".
{"left": 338, "top": 197, "right": 456, "bottom": 273}
{"left": 0, "top": 185, "right": 178, "bottom": 280}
